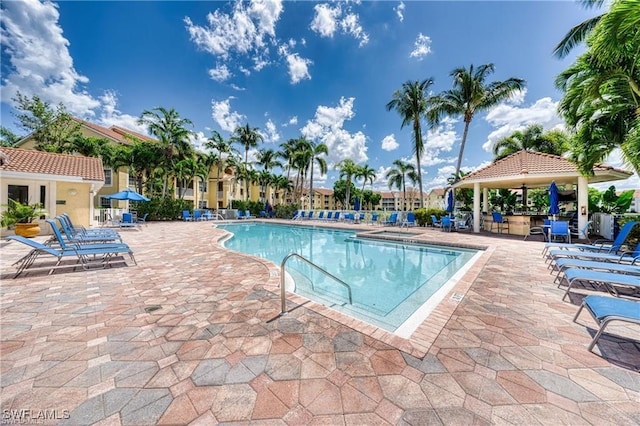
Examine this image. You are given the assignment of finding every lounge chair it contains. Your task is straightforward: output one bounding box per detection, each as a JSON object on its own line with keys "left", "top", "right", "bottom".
{"left": 547, "top": 242, "right": 640, "bottom": 266}
{"left": 382, "top": 212, "right": 398, "bottom": 226}
{"left": 237, "top": 210, "right": 246, "bottom": 220}
{"left": 245, "top": 210, "right": 255, "bottom": 219}
{"left": 431, "top": 215, "right": 441, "bottom": 228}
{"left": 181, "top": 210, "right": 193, "bottom": 221}
{"left": 56, "top": 216, "right": 123, "bottom": 244}
{"left": 7, "top": 235, "right": 136, "bottom": 278}
{"left": 560, "top": 268, "right": 640, "bottom": 301}
{"left": 59, "top": 213, "right": 118, "bottom": 236}
{"left": 193, "top": 210, "right": 203, "bottom": 221}
{"left": 118, "top": 212, "right": 138, "bottom": 228}
{"left": 402, "top": 212, "right": 416, "bottom": 228}
{"left": 573, "top": 295, "right": 640, "bottom": 352}
{"left": 542, "top": 220, "right": 637, "bottom": 257}
{"left": 369, "top": 213, "right": 379, "bottom": 226}
{"left": 59, "top": 214, "right": 120, "bottom": 238}
{"left": 552, "top": 258, "right": 640, "bottom": 284}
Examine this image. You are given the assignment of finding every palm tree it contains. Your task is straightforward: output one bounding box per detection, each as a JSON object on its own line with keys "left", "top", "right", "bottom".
{"left": 256, "top": 148, "right": 283, "bottom": 172}
{"left": 553, "top": 0, "right": 606, "bottom": 58}
{"left": 138, "top": 107, "right": 194, "bottom": 197}
{"left": 231, "top": 123, "right": 263, "bottom": 166}
{"left": 204, "top": 131, "right": 237, "bottom": 210}
{"left": 556, "top": 1, "right": 640, "bottom": 176}
{"left": 278, "top": 138, "right": 298, "bottom": 190}
{"left": 356, "top": 164, "right": 376, "bottom": 192}
{"left": 231, "top": 123, "right": 263, "bottom": 201}
{"left": 300, "top": 140, "right": 328, "bottom": 210}
{"left": 386, "top": 79, "right": 434, "bottom": 208}
{"left": 492, "top": 124, "right": 569, "bottom": 161}
{"left": 428, "top": 64, "right": 525, "bottom": 185}
{"left": 272, "top": 175, "right": 293, "bottom": 205}
{"left": 386, "top": 160, "right": 416, "bottom": 211}
{"left": 337, "top": 159, "right": 359, "bottom": 210}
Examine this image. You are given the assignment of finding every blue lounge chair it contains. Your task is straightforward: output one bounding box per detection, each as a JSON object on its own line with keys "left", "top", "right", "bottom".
{"left": 431, "top": 215, "right": 441, "bottom": 228}
{"left": 560, "top": 268, "right": 640, "bottom": 301}
{"left": 7, "top": 234, "right": 136, "bottom": 278}
{"left": 573, "top": 295, "right": 640, "bottom": 352}
{"left": 237, "top": 210, "right": 246, "bottom": 220}
{"left": 119, "top": 212, "right": 138, "bottom": 228}
{"left": 543, "top": 221, "right": 637, "bottom": 257}
{"left": 181, "top": 210, "right": 193, "bottom": 221}
{"left": 552, "top": 258, "right": 640, "bottom": 284}
{"left": 193, "top": 210, "right": 203, "bottom": 221}
{"left": 547, "top": 242, "right": 640, "bottom": 266}
{"left": 382, "top": 212, "right": 398, "bottom": 226}
{"left": 56, "top": 216, "right": 123, "bottom": 244}
{"left": 245, "top": 210, "right": 255, "bottom": 219}
{"left": 317, "top": 211, "right": 325, "bottom": 220}
{"left": 369, "top": 213, "right": 379, "bottom": 226}
{"left": 60, "top": 213, "right": 119, "bottom": 237}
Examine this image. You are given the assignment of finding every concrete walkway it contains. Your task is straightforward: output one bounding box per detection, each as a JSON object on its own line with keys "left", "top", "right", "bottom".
{"left": 1, "top": 220, "right": 638, "bottom": 425}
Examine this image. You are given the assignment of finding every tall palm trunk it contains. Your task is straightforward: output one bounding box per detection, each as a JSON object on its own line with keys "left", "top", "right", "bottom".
{"left": 454, "top": 119, "right": 471, "bottom": 180}
{"left": 413, "top": 118, "right": 425, "bottom": 208}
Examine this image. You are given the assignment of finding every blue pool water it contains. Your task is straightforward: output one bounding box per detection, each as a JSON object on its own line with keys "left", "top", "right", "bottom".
{"left": 217, "top": 223, "right": 479, "bottom": 333}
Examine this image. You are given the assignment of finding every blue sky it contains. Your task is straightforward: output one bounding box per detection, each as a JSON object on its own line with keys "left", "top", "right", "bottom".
{"left": 1, "top": 0, "right": 637, "bottom": 191}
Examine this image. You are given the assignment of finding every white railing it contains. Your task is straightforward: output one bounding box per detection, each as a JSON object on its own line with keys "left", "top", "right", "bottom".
{"left": 94, "top": 208, "right": 126, "bottom": 227}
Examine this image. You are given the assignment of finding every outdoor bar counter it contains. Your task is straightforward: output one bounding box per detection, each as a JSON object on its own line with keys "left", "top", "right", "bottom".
{"left": 482, "top": 213, "right": 571, "bottom": 236}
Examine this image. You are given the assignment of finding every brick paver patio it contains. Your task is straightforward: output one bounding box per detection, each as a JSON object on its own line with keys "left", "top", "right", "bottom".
{"left": 1, "top": 220, "right": 638, "bottom": 425}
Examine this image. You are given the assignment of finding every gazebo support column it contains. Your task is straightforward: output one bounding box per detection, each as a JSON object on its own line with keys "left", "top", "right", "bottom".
{"left": 483, "top": 187, "right": 489, "bottom": 213}
{"left": 577, "top": 176, "right": 588, "bottom": 239}
{"left": 474, "top": 182, "right": 481, "bottom": 233}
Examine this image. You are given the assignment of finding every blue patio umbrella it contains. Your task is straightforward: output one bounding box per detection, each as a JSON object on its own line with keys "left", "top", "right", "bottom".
{"left": 353, "top": 197, "right": 361, "bottom": 211}
{"left": 105, "top": 188, "right": 150, "bottom": 202}
{"left": 548, "top": 181, "right": 560, "bottom": 219}
{"left": 446, "top": 189, "right": 454, "bottom": 213}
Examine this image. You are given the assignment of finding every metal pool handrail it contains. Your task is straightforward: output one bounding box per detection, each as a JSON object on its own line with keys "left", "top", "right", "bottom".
{"left": 280, "top": 252, "right": 353, "bottom": 315}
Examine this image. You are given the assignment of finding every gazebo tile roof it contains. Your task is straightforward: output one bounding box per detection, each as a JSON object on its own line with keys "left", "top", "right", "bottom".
{"left": 0, "top": 147, "right": 105, "bottom": 181}
{"left": 461, "top": 150, "right": 627, "bottom": 181}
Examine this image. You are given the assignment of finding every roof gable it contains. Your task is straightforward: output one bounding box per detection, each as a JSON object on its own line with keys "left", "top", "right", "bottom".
{"left": 0, "top": 147, "right": 104, "bottom": 181}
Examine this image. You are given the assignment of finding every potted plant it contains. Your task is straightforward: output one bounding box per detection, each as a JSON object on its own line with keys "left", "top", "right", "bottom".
{"left": 1, "top": 199, "right": 48, "bottom": 238}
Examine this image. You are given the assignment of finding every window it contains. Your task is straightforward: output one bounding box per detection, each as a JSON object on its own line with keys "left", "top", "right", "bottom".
{"left": 198, "top": 201, "right": 207, "bottom": 209}
{"left": 104, "top": 169, "right": 112, "bottom": 186}
{"left": 199, "top": 181, "right": 208, "bottom": 193}
{"left": 99, "top": 197, "right": 111, "bottom": 208}
{"left": 8, "top": 185, "right": 29, "bottom": 204}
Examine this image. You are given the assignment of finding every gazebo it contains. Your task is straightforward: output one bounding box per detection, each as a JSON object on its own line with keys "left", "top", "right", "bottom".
{"left": 451, "top": 150, "right": 633, "bottom": 238}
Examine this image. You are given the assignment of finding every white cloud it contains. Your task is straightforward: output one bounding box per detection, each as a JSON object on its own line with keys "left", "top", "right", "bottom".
{"left": 263, "top": 118, "right": 280, "bottom": 142}
{"left": 341, "top": 13, "right": 369, "bottom": 47}
{"left": 208, "top": 63, "right": 232, "bottom": 82}
{"left": 425, "top": 122, "right": 457, "bottom": 152}
{"left": 288, "top": 116, "right": 298, "bottom": 126}
{"left": 482, "top": 96, "right": 564, "bottom": 152}
{"left": 96, "top": 91, "right": 149, "bottom": 135}
{"left": 410, "top": 33, "right": 432, "bottom": 60}
{"left": 211, "top": 98, "right": 245, "bottom": 132}
{"left": 184, "top": 0, "right": 283, "bottom": 78}
{"left": 278, "top": 45, "right": 312, "bottom": 84}
{"left": 394, "top": 2, "right": 405, "bottom": 22}
{"left": 381, "top": 134, "right": 399, "bottom": 151}
{"left": 189, "top": 131, "right": 209, "bottom": 153}
{"left": 0, "top": 0, "right": 101, "bottom": 116}
{"left": 310, "top": 3, "right": 341, "bottom": 37}
{"left": 301, "top": 97, "right": 368, "bottom": 165}
{"left": 310, "top": 3, "right": 369, "bottom": 46}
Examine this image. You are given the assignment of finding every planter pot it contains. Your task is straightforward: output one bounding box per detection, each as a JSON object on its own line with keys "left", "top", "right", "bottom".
{"left": 14, "top": 222, "right": 41, "bottom": 238}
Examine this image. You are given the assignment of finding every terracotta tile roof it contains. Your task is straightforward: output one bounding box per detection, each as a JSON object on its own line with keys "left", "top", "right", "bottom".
{"left": 0, "top": 147, "right": 104, "bottom": 181}
{"left": 74, "top": 119, "right": 128, "bottom": 143}
{"left": 460, "top": 150, "right": 630, "bottom": 181}
{"left": 314, "top": 188, "right": 333, "bottom": 195}
{"left": 111, "top": 126, "right": 157, "bottom": 142}
{"left": 429, "top": 188, "right": 445, "bottom": 196}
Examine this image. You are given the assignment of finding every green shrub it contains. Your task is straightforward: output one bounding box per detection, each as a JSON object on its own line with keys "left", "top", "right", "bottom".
{"left": 275, "top": 203, "right": 299, "bottom": 219}
{"left": 619, "top": 216, "right": 640, "bottom": 248}
{"left": 414, "top": 209, "right": 429, "bottom": 227}
{"left": 134, "top": 197, "right": 190, "bottom": 221}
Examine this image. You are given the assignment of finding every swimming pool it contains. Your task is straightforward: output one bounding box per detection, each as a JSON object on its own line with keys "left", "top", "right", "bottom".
{"left": 217, "top": 223, "right": 480, "bottom": 335}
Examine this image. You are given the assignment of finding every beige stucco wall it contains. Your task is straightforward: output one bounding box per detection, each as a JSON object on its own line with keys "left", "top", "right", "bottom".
{"left": 54, "top": 182, "right": 93, "bottom": 228}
